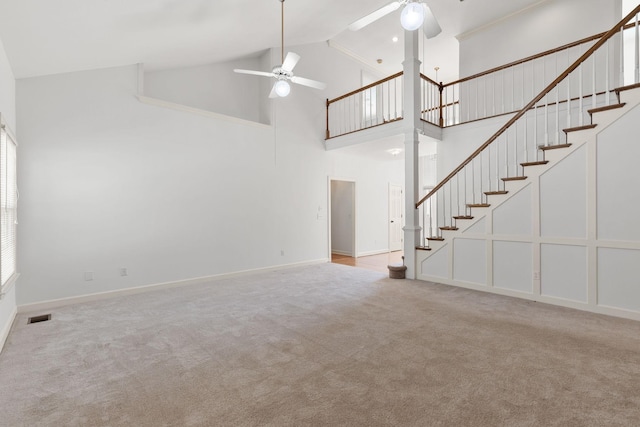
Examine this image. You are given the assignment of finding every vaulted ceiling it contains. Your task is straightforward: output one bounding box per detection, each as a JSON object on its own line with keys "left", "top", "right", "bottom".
{"left": 0, "top": 0, "right": 546, "bottom": 79}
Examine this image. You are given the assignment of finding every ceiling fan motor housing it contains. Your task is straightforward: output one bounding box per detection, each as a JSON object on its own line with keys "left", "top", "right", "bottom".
{"left": 272, "top": 66, "right": 293, "bottom": 80}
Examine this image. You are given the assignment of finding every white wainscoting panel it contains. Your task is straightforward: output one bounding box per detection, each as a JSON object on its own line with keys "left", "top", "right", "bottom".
{"left": 540, "top": 144, "right": 587, "bottom": 239}
{"left": 596, "top": 105, "right": 640, "bottom": 242}
{"left": 463, "top": 217, "right": 486, "bottom": 235}
{"left": 598, "top": 247, "right": 640, "bottom": 312}
{"left": 493, "top": 185, "right": 532, "bottom": 236}
{"left": 493, "top": 241, "right": 533, "bottom": 293}
{"left": 453, "top": 238, "right": 486, "bottom": 285}
{"left": 541, "top": 244, "right": 587, "bottom": 303}
{"left": 420, "top": 245, "right": 449, "bottom": 279}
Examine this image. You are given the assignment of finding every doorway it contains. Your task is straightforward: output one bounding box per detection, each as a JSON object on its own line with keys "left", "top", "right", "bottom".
{"left": 389, "top": 184, "right": 403, "bottom": 252}
{"left": 329, "top": 179, "right": 356, "bottom": 258}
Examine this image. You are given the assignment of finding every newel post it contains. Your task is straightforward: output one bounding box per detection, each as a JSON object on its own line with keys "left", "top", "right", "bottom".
{"left": 402, "top": 29, "right": 422, "bottom": 280}
{"left": 438, "top": 82, "right": 444, "bottom": 127}
{"left": 325, "top": 98, "right": 330, "bottom": 140}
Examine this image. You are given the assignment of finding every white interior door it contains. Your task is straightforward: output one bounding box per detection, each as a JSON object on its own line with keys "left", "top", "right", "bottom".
{"left": 389, "top": 184, "right": 403, "bottom": 252}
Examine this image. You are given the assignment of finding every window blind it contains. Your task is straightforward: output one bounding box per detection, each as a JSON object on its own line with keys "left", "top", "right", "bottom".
{"left": 0, "top": 124, "right": 17, "bottom": 288}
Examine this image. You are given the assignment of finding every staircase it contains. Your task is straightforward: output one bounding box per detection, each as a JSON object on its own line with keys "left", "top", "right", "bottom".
{"left": 421, "top": 83, "right": 640, "bottom": 252}
{"left": 424, "top": 82, "right": 640, "bottom": 240}
{"left": 414, "top": 6, "right": 640, "bottom": 321}
{"left": 415, "top": 83, "right": 640, "bottom": 321}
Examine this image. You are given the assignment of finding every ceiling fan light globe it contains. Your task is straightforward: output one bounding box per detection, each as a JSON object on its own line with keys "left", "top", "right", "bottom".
{"left": 274, "top": 80, "right": 291, "bottom": 97}
{"left": 400, "top": 2, "right": 425, "bottom": 31}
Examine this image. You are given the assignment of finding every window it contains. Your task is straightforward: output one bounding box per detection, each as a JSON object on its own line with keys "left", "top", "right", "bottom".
{"left": 361, "top": 72, "right": 379, "bottom": 126}
{"left": 0, "top": 121, "right": 17, "bottom": 290}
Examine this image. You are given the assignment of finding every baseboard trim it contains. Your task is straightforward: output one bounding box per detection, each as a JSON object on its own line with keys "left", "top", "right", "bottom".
{"left": 417, "top": 275, "right": 640, "bottom": 323}
{"left": 357, "top": 249, "right": 392, "bottom": 257}
{"left": 331, "top": 250, "right": 354, "bottom": 256}
{"left": 18, "top": 258, "right": 329, "bottom": 314}
{"left": 0, "top": 306, "right": 17, "bottom": 355}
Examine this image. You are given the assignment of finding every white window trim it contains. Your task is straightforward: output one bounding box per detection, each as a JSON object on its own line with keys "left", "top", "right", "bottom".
{"left": 0, "top": 115, "right": 18, "bottom": 298}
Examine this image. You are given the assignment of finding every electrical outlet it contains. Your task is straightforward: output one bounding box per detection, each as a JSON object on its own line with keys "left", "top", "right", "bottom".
{"left": 84, "top": 272, "right": 93, "bottom": 281}
{"left": 120, "top": 268, "right": 128, "bottom": 277}
{"left": 280, "top": 250, "right": 285, "bottom": 256}
{"left": 533, "top": 271, "right": 540, "bottom": 280}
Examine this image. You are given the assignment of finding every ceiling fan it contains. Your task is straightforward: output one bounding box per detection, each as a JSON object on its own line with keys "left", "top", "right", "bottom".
{"left": 234, "top": 0, "right": 327, "bottom": 98}
{"left": 348, "top": 0, "right": 442, "bottom": 38}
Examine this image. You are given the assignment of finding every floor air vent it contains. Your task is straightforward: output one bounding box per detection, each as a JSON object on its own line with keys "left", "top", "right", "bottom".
{"left": 27, "top": 314, "right": 51, "bottom": 324}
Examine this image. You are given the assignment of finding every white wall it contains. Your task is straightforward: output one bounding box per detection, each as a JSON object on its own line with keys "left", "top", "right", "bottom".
{"left": 144, "top": 55, "right": 269, "bottom": 124}
{"left": 458, "top": 0, "right": 620, "bottom": 77}
{"left": 0, "top": 36, "right": 16, "bottom": 351}
{"left": 15, "top": 41, "right": 403, "bottom": 306}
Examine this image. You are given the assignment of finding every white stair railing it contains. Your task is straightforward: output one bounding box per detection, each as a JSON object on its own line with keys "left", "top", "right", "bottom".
{"left": 417, "top": 5, "right": 640, "bottom": 247}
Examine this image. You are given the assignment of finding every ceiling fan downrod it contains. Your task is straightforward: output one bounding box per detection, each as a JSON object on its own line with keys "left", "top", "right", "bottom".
{"left": 280, "top": 0, "right": 285, "bottom": 65}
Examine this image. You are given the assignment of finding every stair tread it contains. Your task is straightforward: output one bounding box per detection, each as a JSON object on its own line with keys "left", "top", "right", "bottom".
{"left": 501, "top": 176, "right": 527, "bottom": 181}
{"left": 615, "top": 83, "right": 640, "bottom": 94}
{"left": 540, "top": 143, "right": 572, "bottom": 151}
{"left": 588, "top": 103, "right": 626, "bottom": 115}
{"left": 416, "top": 246, "right": 432, "bottom": 251}
{"left": 427, "top": 237, "right": 445, "bottom": 241}
{"left": 453, "top": 215, "right": 474, "bottom": 220}
{"left": 563, "top": 124, "right": 597, "bottom": 133}
{"left": 467, "top": 203, "right": 491, "bottom": 208}
{"left": 484, "top": 191, "right": 508, "bottom": 195}
{"left": 521, "top": 161, "right": 549, "bottom": 167}
{"left": 439, "top": 226, "right": 459, "bottom": 231}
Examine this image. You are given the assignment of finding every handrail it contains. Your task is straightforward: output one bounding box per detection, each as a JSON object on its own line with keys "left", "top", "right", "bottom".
{"left": 420, "top": 73, "right": 439, "bottom": 86}
{"left": 444, "top": 21, "right": 639, "bottom": 88}
{"left": 416, "top": 4, "right": 640, "bottom": 208}
{"left": 327, "top": 71, "right": 403, "bottom": 105}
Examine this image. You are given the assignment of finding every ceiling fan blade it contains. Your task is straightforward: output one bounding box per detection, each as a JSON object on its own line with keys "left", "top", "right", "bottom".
{"left": 269, "top": 83, "right": 279, "bottom": 98}
{"left": 291, "top": 76, "right": 327, "bottom": 90}
{"left": 348, "top": 1, "right": 401, "bottom": 31}
{"left": 234, "top": 69, "right": 275, "bottom": 78}
{"left": 281, "top": 52, "right": 301, "bottom": 73}
{"left": 422, "top": 4, "right": 442, "bottom": 39}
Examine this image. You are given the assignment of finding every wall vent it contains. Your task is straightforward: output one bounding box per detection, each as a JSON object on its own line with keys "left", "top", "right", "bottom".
{"left": 27, "top": 314, "right": 51, "bottom": 324}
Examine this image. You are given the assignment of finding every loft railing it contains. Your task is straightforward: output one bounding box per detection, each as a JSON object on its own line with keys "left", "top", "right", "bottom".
{"left": 415, "top": 5, "right": 640, "bottom": 247}
{"left": 325, "top": 72, "right": 403, "bottom": 139}
{"left": 327, "top": 16, "right": 640, "bottom": 138}
{"left": 441, "top": 20, "right": 640, "bottom": 126}
{"left": 420, "top": 73, "right": 443, "bottom": 126}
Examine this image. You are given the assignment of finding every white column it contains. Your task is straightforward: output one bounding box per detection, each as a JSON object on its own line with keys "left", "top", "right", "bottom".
{"left": 402, "top": 29, "right": 422, "bottom": 279}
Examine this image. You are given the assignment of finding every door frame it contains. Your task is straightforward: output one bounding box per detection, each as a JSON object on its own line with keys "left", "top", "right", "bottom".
{"left": 328, "top": 177, "right": 357, "bottom": 260}
{"left": 388, "top": 183, "right": 404, "bottom": 252}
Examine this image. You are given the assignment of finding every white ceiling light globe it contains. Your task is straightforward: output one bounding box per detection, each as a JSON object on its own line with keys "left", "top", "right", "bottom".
{"left": 400, "top": 2, "right": 425, "bottom": 31}
{"left": 274, "top": 80, "right": 291, "bottom": 97}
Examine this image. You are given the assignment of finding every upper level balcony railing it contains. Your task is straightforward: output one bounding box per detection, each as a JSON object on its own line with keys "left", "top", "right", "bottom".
{"left": 326, "top": 20, "right": 640, "bottom": 139}
{"left": 325, "top": 72, "right": 403, "bottom": 139}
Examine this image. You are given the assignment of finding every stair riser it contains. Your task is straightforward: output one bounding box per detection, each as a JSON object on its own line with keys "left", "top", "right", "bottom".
{"left": 589, "top": 106, "right": 629, "bottom": 125}
{"left": 566, "top": 127, "right": 598, "bottom": 145}
{"left": 618, "top": 85, "right": 640, "bottom": 105}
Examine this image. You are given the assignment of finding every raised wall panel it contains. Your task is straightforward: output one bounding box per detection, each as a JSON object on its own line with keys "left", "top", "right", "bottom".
{"left": 540, "top": 144, "right": 587, "bottom": 239}
{"left": 453, "top": 238, "right": 486, "bottom": 285}
{"left": 493, "top": 241, "right": 532, "bottom": 293}
{"left": 493, "top": 185, "right": 532, "bottom": 236}
{"left": 541, "top": 244, "right": 587, "bottom": 303}
{"left": 420, "top": 245, "right": 449, "bottom": 279}
{"left": 597, "top": 104, "right": 640, "bottom": 242}
{"left": 463, "top": 217, "right": 486, "bottom": 235}
{"left": 598, "top": 248, "right": 640, "bottom": 312}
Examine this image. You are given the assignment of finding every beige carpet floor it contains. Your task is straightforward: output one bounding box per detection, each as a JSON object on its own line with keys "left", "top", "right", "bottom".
{"left": 1, "top": 263, "right": 639, "bottom": 426}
